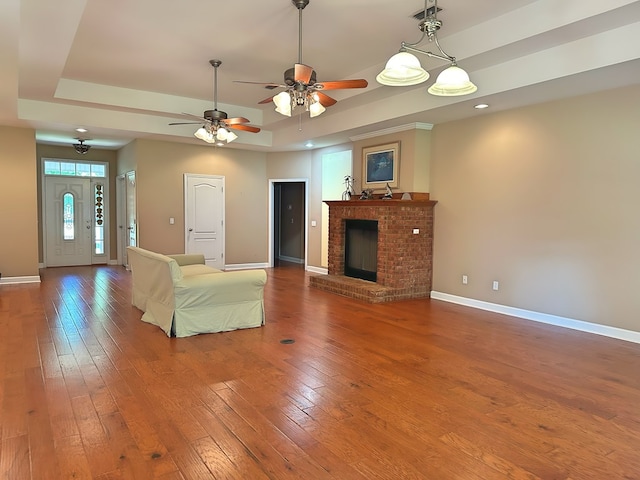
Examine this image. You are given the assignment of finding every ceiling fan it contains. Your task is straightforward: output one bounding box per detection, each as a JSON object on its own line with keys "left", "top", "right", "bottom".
{"left": 170, "top": 59, "right": 261, "bottom": 145}
{"left": 235, "top": 0, "right": 368, "bottom": 118}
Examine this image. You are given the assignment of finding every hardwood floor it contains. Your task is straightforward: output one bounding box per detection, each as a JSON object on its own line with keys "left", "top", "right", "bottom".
{"left": 1, "top": 264, "right": 639, "bottom": 479}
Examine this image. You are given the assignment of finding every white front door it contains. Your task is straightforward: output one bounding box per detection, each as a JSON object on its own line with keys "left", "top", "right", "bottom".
{"left": 45, "top": 177, "right": 92, "bottom": 266}
{"left": 184, "top": 174, "right": 225, "bottom": 269}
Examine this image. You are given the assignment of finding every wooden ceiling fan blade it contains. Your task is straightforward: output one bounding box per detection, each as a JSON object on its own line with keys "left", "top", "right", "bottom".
{"left": 229, "top": 124, "right": 261, "bottom": 133}
{"left": 235, "top": 80, "right": 283, "bottom": 90}
{"left": 224, "top": 117, "right": 250, "bottom": 125}
{"left": 316, "top": 92, "right": 337, "bottom": 107}
{"left": 294, "top": 64, "right": 314, "bottom": 84}
{"left": 315, "top": 79, "right": 369, "bottom": 90}
{"left": 259, "top": 95, "right": 275, "bottom": 104}
{"left": 169, "top": 122, "right": 202, "bottom": 125}
{"left": 179, "top": 112, "right": 208, "bottom": 120}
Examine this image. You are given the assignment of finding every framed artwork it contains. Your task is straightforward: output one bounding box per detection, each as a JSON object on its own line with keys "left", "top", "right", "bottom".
{"left": 362, "top": 142, "right": 399, "bottom": 188}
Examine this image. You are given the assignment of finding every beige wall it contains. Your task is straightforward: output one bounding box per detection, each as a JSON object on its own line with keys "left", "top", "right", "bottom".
{"left": 353, "top": 127, "right": 431, "bottom": 194}
{"left": 117, "top": 141, "right": 137, "bottom": 175}
{"left": 0, "top": 126, "right": 39, "bottom": 277}
{"left": 36, "top": 144, "right": 119, "bottom": 262}
{"left": 133, "top": 139, "right": 268, "bottom": 263}
{"left": 430, "top": 84, "right": 640, "bottom": 332}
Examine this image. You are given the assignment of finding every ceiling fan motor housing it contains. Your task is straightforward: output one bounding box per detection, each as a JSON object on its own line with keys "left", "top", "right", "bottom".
{"left": 204, "top": 109, "right": 228, "bottom": 122}
{"left": 284, "top": 67, "right": 316, "bottom": 87}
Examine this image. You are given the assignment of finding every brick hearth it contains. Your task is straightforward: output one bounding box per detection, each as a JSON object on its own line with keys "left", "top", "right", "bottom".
{"left": 309, "top": 195, "right": 437, "bottom": 303}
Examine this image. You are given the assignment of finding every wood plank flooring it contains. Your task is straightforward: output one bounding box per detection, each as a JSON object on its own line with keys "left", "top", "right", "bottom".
{"left": 1, "top": 263, "right": 639, "bottom": 479}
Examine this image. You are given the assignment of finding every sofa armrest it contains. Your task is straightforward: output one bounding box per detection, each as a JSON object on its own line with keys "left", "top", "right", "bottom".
{"left": 168, "top": 253, "right": 205, "bottom": 266}
{"left": 173, "top": 269, "right": 267, "bottom": 308}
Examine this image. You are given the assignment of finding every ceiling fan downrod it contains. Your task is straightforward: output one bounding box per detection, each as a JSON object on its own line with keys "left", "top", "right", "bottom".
{"left": 292, "top": 0, "right": 309, "bottom": 65}
{"left": 209, "top": 59, "right": 222, "bottom": 111}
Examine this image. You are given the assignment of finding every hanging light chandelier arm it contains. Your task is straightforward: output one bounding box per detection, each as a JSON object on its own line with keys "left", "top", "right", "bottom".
{"left": 401, "top": 30, "right": 427, "bottom": 50}
{"left": 432, "top": 35, "right": 456, "bottom": 63}
{"left": 401, "top": 42, "right": 454, "bottom": 64}
{"left": 399, "top": 0, "right": 454, "bottom": 64}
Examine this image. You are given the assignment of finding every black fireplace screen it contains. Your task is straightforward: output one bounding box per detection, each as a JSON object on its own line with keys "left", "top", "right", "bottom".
{"left": 344, "top": 219, "right": 378, "bottom": 282}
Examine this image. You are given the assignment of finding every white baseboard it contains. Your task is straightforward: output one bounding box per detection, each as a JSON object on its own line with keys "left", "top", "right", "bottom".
{"left": 430, "top": 291, "right": 640, "bottom": 345}
{"left": 0, "top": 275, "right": 41, "bottom": 285}
{"left": 278, "top": 255, "right": 304, "bottom": 264}
{"left": 306, "top": 265, "right": 327, "bottom": 275}
{"left": 224, "top": 262, "right": 270, "bottom": 271}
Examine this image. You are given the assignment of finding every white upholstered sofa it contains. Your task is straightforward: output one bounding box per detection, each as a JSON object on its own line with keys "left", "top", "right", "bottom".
{"left": 127, "top": 246, "right": 267, "bottom": 337}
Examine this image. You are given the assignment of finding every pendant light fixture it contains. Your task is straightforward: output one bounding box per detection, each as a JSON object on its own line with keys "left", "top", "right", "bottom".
{"left": 73, "top": 138, "right": 91, "bottom": 154}
{"left": 376, "top": 0, "right": 477, "bottom": 96}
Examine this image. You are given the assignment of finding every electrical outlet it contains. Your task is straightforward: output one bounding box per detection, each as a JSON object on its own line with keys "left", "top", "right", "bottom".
{"left": 492, "top": 281, "right": 499, "bottom": 291}
{"left": 462, "top": 275, "right": 468, "bottom": 284}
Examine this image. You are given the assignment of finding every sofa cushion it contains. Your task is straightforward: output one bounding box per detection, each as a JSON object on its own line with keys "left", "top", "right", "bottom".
{"left": 181, "top": 264, "right": 222, "bottom": 277}
{"left": 168, "top": 253, "right": 206, "bottom": 266}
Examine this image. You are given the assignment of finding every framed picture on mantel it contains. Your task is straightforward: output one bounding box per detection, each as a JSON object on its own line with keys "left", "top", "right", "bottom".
{"left": 362, "top": 142, "right": 399, "bottom": 188}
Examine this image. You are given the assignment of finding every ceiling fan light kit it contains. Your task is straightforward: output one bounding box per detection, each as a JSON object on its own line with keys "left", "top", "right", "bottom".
{"left": 193, "top": 125, "right": 238, "bottom": 145}
{"left": 377, "top": 0, "right": 477, "bottom": 96}
{"left": 234, "top": 0, "right": 368, "bottom": 119}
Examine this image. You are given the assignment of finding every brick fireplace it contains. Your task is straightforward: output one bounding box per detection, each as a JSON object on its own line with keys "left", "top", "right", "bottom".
{"left": 309, "top": 195, "right": 437, "bottom": 303}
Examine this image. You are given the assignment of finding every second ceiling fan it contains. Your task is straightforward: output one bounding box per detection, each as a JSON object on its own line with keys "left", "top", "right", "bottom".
{"left": 235, "top": 0, "right": 368, "bottom": 118}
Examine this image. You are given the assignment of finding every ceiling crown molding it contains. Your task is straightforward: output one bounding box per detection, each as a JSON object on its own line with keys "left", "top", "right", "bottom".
{"left": 349, "top": 122, "right": 433, "bottom": 142}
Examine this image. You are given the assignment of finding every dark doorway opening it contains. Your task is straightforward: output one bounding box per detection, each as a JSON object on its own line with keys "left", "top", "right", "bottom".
{"left": 273, "top": 181, "right": 305, "bottom": 268}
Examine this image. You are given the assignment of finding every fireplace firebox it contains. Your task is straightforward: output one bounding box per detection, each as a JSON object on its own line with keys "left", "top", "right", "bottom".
{"left": 344, "top": 219, "right": 378, "bottom": 282}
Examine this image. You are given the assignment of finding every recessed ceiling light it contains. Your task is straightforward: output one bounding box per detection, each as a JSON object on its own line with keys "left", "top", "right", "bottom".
{"left": 474, "top": 103, "right": 489, "bottom": 109}
{"left": 75, "top": 127, "right": 88, "bottom": 133}
{"left": 305, "top": 141, "right": 314, "bottom": 148}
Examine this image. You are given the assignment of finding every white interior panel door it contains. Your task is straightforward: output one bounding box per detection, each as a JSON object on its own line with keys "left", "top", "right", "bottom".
{"left": 185, "top": 174, "right": 225, "bottom": 269}
{"left": 126, "top": 171, "right": 137, "bottom": 249}
{"left": 116, "top": 171, "right": 137, "bottom": 267}
{"left": 45, "top": 177, "right": 92, "bottom": 266}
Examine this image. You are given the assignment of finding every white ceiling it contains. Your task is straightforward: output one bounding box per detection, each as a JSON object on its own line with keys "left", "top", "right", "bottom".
{"left": 2, "top": 0, "right": 640, "bottom": 151}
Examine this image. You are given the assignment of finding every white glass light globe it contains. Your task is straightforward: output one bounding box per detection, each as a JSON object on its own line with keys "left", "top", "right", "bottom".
{"left": 376, "top": 52, "right": 430, "bottom": 86}
{"left": 427, "top": 65, "right": 477, "bottom": 96}
{"left": 273, "top": 91, "right": 292, "bottom": 116}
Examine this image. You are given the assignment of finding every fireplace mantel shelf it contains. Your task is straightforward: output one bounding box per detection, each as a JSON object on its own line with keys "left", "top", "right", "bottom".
{"left": 324, "top": 199, "right": 438, "bottom": 207}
